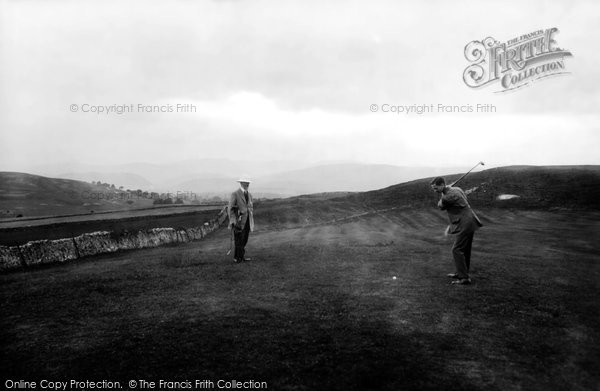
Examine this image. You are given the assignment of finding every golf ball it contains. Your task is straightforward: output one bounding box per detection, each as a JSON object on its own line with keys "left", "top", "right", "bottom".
{"left": 392, "top": 276, "right": 397, "bottom": 280}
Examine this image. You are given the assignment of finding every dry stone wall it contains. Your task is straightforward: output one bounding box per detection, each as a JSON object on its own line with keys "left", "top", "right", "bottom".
{"left": 0, "top": 207, "right": 228, "bottom": 272}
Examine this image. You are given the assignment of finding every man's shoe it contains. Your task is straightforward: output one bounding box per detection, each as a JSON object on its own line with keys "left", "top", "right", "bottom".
{"left": 447, "top": 273, "right": 460, "bottom": 279}
{"left": 233, "top": 258, "right": 240, "bottom": 263}
{"left": 451, "top": 278, "right": 472, "bottom": 285}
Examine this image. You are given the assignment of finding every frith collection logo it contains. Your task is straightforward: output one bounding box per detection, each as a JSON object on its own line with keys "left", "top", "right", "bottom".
{"left": 463, "top": 28, "right": 572, "bottom": 92}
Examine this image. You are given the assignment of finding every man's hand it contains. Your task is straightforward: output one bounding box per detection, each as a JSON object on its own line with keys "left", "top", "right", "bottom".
{"left": 437, "top": 199, "right": 444, "bottom": 208}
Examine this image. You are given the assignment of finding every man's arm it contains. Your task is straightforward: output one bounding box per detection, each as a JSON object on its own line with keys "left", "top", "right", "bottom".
{"left": 439, "top": 190, "right": 461, "bottom": 210}
{"left": 228, "top": 192, "right": 238, "bottom": 228}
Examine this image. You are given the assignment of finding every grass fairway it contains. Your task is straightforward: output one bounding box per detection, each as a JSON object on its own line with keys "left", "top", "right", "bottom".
{"left": 1, "top": 209, "right": 599, "bottom": 390}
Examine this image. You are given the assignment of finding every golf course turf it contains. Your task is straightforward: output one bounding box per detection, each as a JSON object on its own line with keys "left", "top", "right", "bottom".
{"left": 1, "top": 208, "right": 599, "bottom": 390}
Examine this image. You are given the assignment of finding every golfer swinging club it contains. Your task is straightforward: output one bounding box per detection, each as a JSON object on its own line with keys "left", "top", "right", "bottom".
{"left": 228, "top": 178, "right": 254, "bottom": 263}
{"left": 431, "top": 175, "right": 482, "bottom": 285}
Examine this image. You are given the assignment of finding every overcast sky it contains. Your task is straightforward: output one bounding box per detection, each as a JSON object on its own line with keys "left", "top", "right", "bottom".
{"left": 1, "top": 0, "right": 599, "bottom": 172}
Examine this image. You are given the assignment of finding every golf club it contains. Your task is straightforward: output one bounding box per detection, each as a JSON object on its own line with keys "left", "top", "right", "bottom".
{"left": 226, "top": 228, "right": 234, "bottom": 256}
{"left": 450, "top": 161, "right": 485, "bottom": 187}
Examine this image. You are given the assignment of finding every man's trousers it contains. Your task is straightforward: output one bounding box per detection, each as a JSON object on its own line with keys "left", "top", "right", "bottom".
{"left": 452, "top": 231, "right": 474, "bottom": 279}
{"left": 234, "top": 219, "right": 250, "bottom": 261}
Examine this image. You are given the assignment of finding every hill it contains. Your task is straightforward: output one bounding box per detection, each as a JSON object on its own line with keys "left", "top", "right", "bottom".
{"left": 0, "top": 172, "right": 154, "bottom": 218}
{"left": 57, "top": 171, "right": 153, "bottom": 190}
{"left": 350, "top": 165, "right": 600, "bottom": 210}
{"left": 255, "top": 165, "right": 600, "bottom": 228}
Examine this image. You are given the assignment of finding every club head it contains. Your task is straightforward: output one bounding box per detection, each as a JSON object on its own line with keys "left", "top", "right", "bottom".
{"left": 480, "top": 161, "right": 485, "bottom": 166}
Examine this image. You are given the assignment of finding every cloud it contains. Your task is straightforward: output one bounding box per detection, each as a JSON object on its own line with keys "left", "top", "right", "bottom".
{"left": 0, "top": 0, "right": 598, "bottom": 170}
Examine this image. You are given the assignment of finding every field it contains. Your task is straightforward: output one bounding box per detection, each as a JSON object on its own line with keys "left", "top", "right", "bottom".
{"left": 0, "top": 206, "right": 223, "bottom": 246}
{"left": 1, "top": 207, "right": 598, "bottom": 390}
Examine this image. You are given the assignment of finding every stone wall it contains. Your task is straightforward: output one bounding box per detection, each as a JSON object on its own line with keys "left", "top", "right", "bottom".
{"left": 0, "top": 207, "right": 228, "bottom": 272}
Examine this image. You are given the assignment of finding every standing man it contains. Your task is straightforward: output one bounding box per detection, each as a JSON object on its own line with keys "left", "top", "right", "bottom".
{"left": 430, "top": 177, "right": 482, "bottom": 285}
{"left": 228, "top": 178, "right": 254, "bottom": 263}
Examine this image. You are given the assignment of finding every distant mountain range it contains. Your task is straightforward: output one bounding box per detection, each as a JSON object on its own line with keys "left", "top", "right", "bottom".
{"left": 29, "top": 159, "right": 310, "bottom": 192}
{"left": 255, "top": 164, "right": 460, "bottom": 196}
{"left": 28, "top": 159, "right": 467, "bottom": 197}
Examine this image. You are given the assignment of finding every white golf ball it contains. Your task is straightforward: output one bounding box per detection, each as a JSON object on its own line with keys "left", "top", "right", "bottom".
{"left": 392, "top": 276, "right": 397, "bottom": 280}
